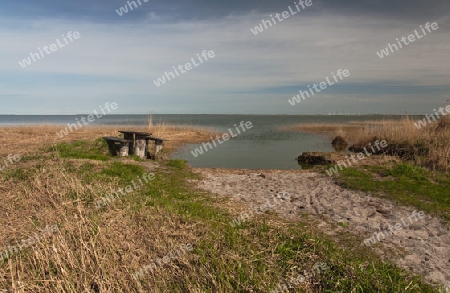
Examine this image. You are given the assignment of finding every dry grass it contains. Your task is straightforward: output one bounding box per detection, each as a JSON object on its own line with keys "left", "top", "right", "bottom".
{"left": 0, "top": 158, "right": 199, "bottom": 292}
{"left": 0, "top": 124, "right": 217, "bottom": 292}
{"left": 0, "top": 124, "right": 217, "bottom": 159}
{"left": 342, "top": 117, "right": 450, "bottom": 171}
{"left": 0, "top": 125, "right": 118, "bottom": 158}
{"left": 0, "top": 124, "right": 439, "bottom": 292}
{"left": 281, "top": 117, "right": 450, "bottom": 171}
{"left": 0, "top": 124, "right": 318, "bottom": 292}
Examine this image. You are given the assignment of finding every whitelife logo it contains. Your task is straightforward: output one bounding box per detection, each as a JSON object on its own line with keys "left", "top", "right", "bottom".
{"left": 288, "top": 69, "right": 350, "bottom": 106}
{"left": 94, "top": 172, "right": 155, "bottom": 209}
{"left": 153, "top": 50, "right": 215, "bottom": 87}
{"left": 250, "top": 0, "right": 313, "bottom": 35}
{"left": 18, "top": 31, "right": 81, "bottom": 68}
{"left": 56, "top": 102, "right": 118, "bottom": 138}
{"left": 363, "top": 210, "right": 425, "bottom": 246}
{"left": 0, "top": 154, "right": 21, "bottom": 172}
{"left": 414, "top": 104, "right": 450, "bottom": 129}
{"left": 376, "top": 22, "right": 439, "bottom": 59}
{"left": 116, "top": 0, "right": 149, "bottom": 16}
{"left": 0, "top": 225, "right": 58, "bottom": 262}
{"left": 229, "top": 192, "right": 291, "bottom": 227}
{"left": 115, "top": 0, "right": 149, "bottom": 16}
{"left": 325, "top": 140, "right": 388, "bottom": 176}
{"left": 190, "top": 121, "right": 253, "bottom": 157}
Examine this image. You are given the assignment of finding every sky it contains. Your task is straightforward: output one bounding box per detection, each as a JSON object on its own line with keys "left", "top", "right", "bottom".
{"left": 1, "top": 0, "right": 449, "bottom": 114}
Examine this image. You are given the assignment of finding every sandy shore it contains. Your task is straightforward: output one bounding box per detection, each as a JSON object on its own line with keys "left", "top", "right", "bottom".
{"left": 193, "top": 168, "right": 450, "bottom": 288}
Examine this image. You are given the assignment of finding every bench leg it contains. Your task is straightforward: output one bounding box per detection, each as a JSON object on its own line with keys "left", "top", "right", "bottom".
{"left": 106, "top": 141, "right": 119, "bottom": 156}
{"left": 119, "top": 144, "right": 129, "bottom": 157}
{"left": 134, "top": 139, "right": 147, "bottom": 159}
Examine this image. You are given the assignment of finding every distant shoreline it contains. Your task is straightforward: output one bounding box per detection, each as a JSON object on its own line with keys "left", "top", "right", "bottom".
{"left": 0, "top": 113, "right": 425, "bottom": 116}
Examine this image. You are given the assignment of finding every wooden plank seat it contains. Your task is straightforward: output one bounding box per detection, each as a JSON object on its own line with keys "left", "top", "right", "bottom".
{"left": 103, "top": 137, "right": 130, "bottom": 143}
{"left": 103, "top": 136, "right": 132, "bottom": 157}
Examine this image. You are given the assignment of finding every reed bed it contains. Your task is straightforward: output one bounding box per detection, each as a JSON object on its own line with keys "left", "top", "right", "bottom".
{"left": 282, "top": 116, "right": 450, "bottom": 171}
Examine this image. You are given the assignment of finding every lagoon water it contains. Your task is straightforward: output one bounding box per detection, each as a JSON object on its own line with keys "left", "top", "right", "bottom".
{"left": 0, "top": 114, "right": 409, "bottom": 170}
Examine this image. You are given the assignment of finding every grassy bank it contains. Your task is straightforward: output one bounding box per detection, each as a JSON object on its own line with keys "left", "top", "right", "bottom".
{"left": 282, "top": 118, "right": 450, "bottom": 226}
{"left": 332, "top": 163, "right": 450, "bottom": 224}
{"left": 0, "top": 127, "right": 441, "bottom": 292}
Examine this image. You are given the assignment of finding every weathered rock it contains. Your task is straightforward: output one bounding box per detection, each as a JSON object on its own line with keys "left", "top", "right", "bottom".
{"left": 331, "top": 136, "right": 348, "bottom": 151}
{"left": 297, "top": 152, "right": 332, "bottom": 165}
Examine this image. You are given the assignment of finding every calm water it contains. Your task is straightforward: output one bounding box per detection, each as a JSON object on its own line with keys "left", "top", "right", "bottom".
{"left": 0, "top": 114, "right": 412, "bottom": 170}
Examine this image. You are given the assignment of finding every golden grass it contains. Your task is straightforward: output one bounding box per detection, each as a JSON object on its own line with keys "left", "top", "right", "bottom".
{"left": 0, "top": 123, "right": 217, "bottom": 159}
{"left": 0, "top": 123, "right": 441, "bottom": 292}
{"left": 0, "top": 125, "right": 119, "bottom": 157}
{"left": 0, "top": 158, "right": 198, "bottom": 292}
{"left": 281, "top": 117, "right": 450, "bottom": 171}
{"left": 0, "top": 123, "right": 216, "bottom": 292}
{"left": 0, "top": 123, "right": 326, "bottom": 292}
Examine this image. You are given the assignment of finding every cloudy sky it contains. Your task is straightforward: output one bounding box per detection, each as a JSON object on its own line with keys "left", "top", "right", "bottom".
{"left": 1, "top": 0, "right": 449, "bottom": 114}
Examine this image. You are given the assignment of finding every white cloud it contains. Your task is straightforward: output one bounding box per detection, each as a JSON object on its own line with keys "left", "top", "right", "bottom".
{"left": 1, "top": 13, "right": 449, "bottom": 113}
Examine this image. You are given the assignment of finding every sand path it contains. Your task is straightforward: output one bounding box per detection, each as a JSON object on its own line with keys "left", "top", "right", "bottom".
{"left": 193, "top": 168, "right": 450, "bottom": 289}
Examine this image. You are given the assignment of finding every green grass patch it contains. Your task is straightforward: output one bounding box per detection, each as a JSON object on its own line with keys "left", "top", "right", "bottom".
{"left": 20, "top": 154, "right": 47, "bottom": 162}
{"left": 338, "top": 222, "right": 349, "bottom": 227}
{"left": 166, "top": 159, "right": 189, "bottom": 169}
{"left": 120, "top": 159, "right": 436, "bottom": 292}
{"left": 334, "top": 163, "right": 450, "bottom": 223}
{"left": 52, "top": 138, "right": 110, "bottom": 161}
{"left": 98, "top": 162, "right": 145, "bottom": 184}
{"left": 2, "top": 167, "right": 39, "bottom": 181}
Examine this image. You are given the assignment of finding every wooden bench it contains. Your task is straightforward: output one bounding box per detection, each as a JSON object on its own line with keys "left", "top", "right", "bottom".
{"left": 103, "top": 137, "right": 132, "bottom": 157}
{"left": 103, "top": 131, "right": 164, "bottom": 159}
